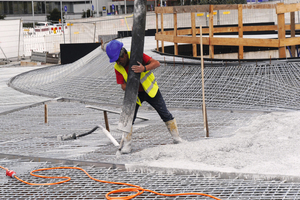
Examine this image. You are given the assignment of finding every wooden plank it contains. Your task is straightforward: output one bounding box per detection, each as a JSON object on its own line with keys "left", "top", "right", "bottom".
{"left": 243, "top": 24, "right": 300, "bottom": 32}
{"left": 202, "top": 37, "right": 210, "bottom": 45}
{"left": 164, "top": 7, "right": 174, "bottom": 13}
{"left": 44, "top": 104, "right": 48, "bottom": 124}
{"left": 238, "top": 4, "right": 243, "bottom": 60}
{"left": 191, "top": 12, "right": 197, "bottom": 57}
{"left": 156, "top": 13, "right": 159, "bottom": 51}
{"left": 213, "top": 26, "right": 238, "bottom": 33}
{"left": 174, "top": 36, "right": 209, "bottom": 44}
{"left": 243, "top": 4, "right": 276, "bottom": 10}
{"left": 155, "top": 7, "right": 163, "bottom": 13}
{"left": 161, "top": 13, "right": 164, "bottom": 53}
{"left": 155, "top": 4, "right": 276, "bottom": 13}
{"left": 177, "top": 28, "right": 209, "bottom": 35}
{"left": 195, "top": 28, "right": 209, "bottom": 34}
{"left": 155, "top": 3, "right": 300, "bottom": 57}
{"left": 155, "top": 33, "right": 175, "bottom": 42}
{"left": 161, "top": 13, "right": 164, "bottom": 33}
{"left": 167, "top": 36, "right": 280, "bottom": 48}
{"left": 276, "top": 3, "right": 300, "bottom": 14}
{"left": 164, "top": 30, "right": 175, "bottom": 35}
{"left": 243, "top": 25, "right": 277, "bottom": 32}
{"left": 210, "top": 25, "right": 278, "bottom": 34}
{"left": 215, "top": 25, "right": 278, "bottom": 33}
{"left": 176, "top": 27, "right": 209, "bottom": 35}
{"left": 209, "top": 5, "right": 214, "bottom": 59}
{"left": 214, "top": 4, "right": 238, "bottom": 10}
{"left": 103, "top": 111, "right": 110, "bottom": 132}
{"left": 280, "top": 37, "right": 300, "bottom": 47}
{"left": 177, "top": 29, "right": 192, "bottom": 35}
{"left": 174, "top": 13, "right": 178, "bottom": 55}
{"left": 277, "top": 3, "right": 286, "bottom": 58}
{"left": 174, "top": 43, "right": 178, "bottom": 55}
{"left": 158, "top": 32, "right": 288, "bottom": 49}
{"left": 285, "top": 24, "right": 300, "bottom": 31}
{"left": 174, "top": 5, "right": 209, "bottom": 13}
{"left": 155, "top": 6, "right": 174, "bottom": 14}
{"left": 210, "top": 37, "right": 279, "bottom": 47}
{"left": 213, "top": 25, "right": 278, "bottom": 33}
{"left": 291, "top": 12, "right": 296, "bottom": 57}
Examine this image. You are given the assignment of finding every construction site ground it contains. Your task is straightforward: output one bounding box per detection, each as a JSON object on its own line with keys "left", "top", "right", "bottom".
{"left": 1, "top": 32, "right": 300, "bottom": 200}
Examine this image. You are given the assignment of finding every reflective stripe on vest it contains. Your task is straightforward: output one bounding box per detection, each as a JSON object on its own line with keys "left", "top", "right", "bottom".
{"left": 140, "top": 71, "right": 158, "bottom": 97}
{"left": 114, "top": 52, "right": 159, "bottom": 105}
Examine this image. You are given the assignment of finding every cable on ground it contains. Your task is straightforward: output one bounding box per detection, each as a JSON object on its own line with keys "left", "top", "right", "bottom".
{"left": 1, "top": 165, "right": 221, "bottom": 200}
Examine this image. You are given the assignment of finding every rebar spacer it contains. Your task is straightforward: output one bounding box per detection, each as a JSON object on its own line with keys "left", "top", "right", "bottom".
{"left": 6, "top": 170, "right": 16, "bottom": 178}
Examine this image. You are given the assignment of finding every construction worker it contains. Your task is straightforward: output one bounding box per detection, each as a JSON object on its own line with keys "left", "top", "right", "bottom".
{"left": 105, "top": 40, "right": 184, "bottom": 154}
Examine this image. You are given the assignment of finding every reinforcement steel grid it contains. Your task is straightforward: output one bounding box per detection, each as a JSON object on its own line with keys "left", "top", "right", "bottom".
{"left": 9, "top": 48, "right": 300, "bottom": 112}
{"left": 1, "top": 158, "right": 300, "bottom": 200}
{"left": 3, "top": 49, "right": 300, "bottom": 198}
{"left": 0, "top": 100, "right": 298, "bottom": 199}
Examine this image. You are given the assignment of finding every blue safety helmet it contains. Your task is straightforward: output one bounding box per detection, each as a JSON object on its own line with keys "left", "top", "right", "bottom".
{"left": 106, "top": 40, "right": 123, "bottom": 63}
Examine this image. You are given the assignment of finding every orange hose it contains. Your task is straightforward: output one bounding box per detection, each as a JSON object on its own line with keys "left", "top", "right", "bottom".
{"left": 1, "top": 165, "right": 221, "bottom": 200}
{"left": 0, "top": 165, "right": 8, "bottom": 171}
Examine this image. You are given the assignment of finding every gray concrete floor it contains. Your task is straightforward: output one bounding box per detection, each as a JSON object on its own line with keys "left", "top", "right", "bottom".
{"left": 1, "top": 38, "right": 300, "bottom": 199}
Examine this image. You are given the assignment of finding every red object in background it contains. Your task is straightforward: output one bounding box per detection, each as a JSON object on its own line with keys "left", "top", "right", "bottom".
{"left": 6, "top": 170, "right": 16, "bottom": 178}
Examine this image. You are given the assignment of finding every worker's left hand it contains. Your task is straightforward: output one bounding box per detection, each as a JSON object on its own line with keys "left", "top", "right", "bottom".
{"left": 132, "top": 61, "right": 146, "bottom": 73}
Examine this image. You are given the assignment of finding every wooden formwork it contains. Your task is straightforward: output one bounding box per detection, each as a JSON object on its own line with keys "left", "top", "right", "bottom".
{"left": 155, "top": 3, "right": 300, "bottom": 59}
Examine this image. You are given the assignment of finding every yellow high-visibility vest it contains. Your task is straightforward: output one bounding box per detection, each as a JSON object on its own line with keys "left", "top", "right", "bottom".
{"left": 114, "top": 52, "right": 159, "bottom": 106}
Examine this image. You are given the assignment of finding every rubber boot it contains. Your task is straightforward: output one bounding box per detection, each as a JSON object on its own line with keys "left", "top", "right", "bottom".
{"left": 165, "top": 118, "right": 184, "bottom": 144}
{"left": 117, "top": 127, "right": 133, "bottom": 154}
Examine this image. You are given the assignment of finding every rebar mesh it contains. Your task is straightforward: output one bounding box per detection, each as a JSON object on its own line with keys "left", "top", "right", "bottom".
{"left": 9, "top": 48, "right": 300, "bottom": 112}
{"left": 0, "top": 100, "right": 260, "bottom": 163}
{"left": 1, "top": 82, "right": 300, "bottom": 199}
{"left": 1, "top": 159, "right": 300, "bottom": 200}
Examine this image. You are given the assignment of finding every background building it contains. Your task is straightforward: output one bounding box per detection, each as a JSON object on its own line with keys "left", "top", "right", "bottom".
{"left": 0, "top": 0, "right": 159, "bottom": 23}
{"left": 0, "top": 0, "right": 281, "bottom": 23}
